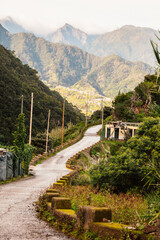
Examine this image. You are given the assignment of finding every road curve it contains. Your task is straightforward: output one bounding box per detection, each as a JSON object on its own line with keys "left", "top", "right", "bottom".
{"left": 0, "top": 125, "right": 101, "bottom": 240}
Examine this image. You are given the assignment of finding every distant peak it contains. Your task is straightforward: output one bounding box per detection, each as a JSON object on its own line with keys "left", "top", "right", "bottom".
{"left": 1, "top": 16, "right": 15, "bottom": 23}
{"left": 121, "top": 25, "right": 136, "bottom": 29}
{"left": 4, "top": 16, "right": 13, "bottom": 21}
{"left": 62, "top": 23, "right": 74, "bottom": 29}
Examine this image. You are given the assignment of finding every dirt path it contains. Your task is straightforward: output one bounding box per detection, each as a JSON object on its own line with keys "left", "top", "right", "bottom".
{"left": 0, "top": 125, "right": 101, "bottom": 240}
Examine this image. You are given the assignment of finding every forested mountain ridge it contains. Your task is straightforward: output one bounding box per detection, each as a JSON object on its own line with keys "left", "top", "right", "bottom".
{"left": 0, "top": 45, "right": 84, "bottom": 143}
{"left": 74, "top": 55, "right": 153, "bottom": 98}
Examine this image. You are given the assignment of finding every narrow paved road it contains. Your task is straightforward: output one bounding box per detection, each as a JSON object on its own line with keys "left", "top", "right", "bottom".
{"left": 0, "top": 125, "right": 101, "bottom": 240}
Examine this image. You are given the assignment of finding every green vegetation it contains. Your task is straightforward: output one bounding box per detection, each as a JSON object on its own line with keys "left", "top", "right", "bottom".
{"left": 0, "top": 45, "right": 84, "bottom": 145}
{"left": 0, "top": 175, "right": 33, "bottom": 185}
{"left": 113, "top": 74, "right": 160, "bottom": 122}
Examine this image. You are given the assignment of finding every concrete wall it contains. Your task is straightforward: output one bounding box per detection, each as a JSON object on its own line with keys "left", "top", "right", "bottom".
{"left": 0, "top": 152, "right": 13, "bottom": 181}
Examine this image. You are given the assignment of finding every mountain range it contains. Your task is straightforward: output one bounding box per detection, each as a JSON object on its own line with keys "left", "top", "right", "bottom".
{"left": 46, "top": 24, "right": 157, "bottom": 66}
{"left": 0, "top": 17, "right": 157, "bottom": 66}
{"left": 0, "top": 23, "right": 153, "bottom": 99}
{"left": 0, "top": 17, "right": 158, "bottom": 65}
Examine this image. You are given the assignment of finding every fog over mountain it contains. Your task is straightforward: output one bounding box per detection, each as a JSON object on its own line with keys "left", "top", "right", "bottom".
{"left": 0, "top": 16, "right": 26, "bottom": 34}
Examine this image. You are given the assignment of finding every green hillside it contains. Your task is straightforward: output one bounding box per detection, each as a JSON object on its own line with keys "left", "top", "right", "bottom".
{"left": 54, "top": 85, "right": 112, "bottom": 115}
{"left": 0, "top": 45, "right": 84, "bottom": 144}
{"left": 72, "top": 55, "right": 153, "bottom": 98}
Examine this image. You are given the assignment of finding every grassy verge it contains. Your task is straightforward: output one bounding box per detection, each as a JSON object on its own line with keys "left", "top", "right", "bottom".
{"left": 0, "top": 174, "right": 33, "bottom": 185}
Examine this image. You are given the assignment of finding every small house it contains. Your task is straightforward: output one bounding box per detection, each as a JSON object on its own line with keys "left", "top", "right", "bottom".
{"left": 105, "top": 121, "right": 140, "bottom": 140}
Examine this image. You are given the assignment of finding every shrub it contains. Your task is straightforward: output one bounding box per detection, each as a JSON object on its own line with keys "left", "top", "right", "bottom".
{"left": 72, "top": 172, "right": 91, "bottom": 186}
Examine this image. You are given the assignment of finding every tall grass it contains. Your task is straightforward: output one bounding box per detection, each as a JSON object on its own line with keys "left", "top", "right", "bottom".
{"left": 50, "top": 122, "right": 74, "bottom": 140}
{"left": 58, "top": 185, "right": 149, "bottom": 227}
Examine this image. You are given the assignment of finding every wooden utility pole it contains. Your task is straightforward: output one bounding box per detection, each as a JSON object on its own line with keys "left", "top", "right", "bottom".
{"left": 61, "top": 99, "right": 65, "bottom": 146}
{"left": 101, "top": 98, "right": 104, "bottom": 129}
{"left": 21, "top": 95, "right": 23, "bottom": 114}
{"left": 29, "top": 92, "right": 33, "bottom": 145}
{"left": 85, "top": 93, "right": 88, "bottom": 127}
{"left": 45, "top": 109, "right": 51, "bottom": 154}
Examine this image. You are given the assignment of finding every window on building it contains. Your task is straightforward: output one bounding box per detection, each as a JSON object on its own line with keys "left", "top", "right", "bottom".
{"left": 115, "top": 128, "right": 119, "bottom": 139}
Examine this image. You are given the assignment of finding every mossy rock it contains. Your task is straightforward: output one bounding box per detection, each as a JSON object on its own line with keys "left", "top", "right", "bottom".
{"left": 57, "top": 180, "right": 67, "bottom": 185}
{"left": 77, "top": 206, "right": 112, "bottom": 230}
{"left": 54, "top": 209, "right": 77, "bottom": 227}
{"left": 51, "top": 197, "right": 71, "bottom": 210}
{"left": 47, "top": 202, "right": 52, "bottom": 211}
{"left": 53, "top": 182, "right": 64, "bottom": 186}
{"left": 90, "top": 222, "right": 147, "bottom": 240}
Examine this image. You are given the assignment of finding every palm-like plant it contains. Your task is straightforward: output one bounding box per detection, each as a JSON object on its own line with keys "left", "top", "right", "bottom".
{"left": 151, "top": 33, "right": 160, "bottom": 84}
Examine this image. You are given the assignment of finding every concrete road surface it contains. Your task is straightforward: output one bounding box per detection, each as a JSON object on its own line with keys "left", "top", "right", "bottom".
{"left": 0, "top": 125, "right": 101, "bottom": 240}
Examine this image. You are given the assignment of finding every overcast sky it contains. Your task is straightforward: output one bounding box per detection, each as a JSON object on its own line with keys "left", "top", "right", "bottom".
{"left": 0, "top": 0, "right": 160, "bottom": 34}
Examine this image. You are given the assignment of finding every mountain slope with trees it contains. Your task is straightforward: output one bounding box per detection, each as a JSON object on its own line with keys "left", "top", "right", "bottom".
{"left": 74, "top": 55, "right": 153, "bottom": 98}
{"left": 0, "top": 45, "right": 84, "bottom": 144}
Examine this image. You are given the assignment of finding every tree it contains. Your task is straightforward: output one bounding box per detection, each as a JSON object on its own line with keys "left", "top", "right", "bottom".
{"left": 13, "top": 113, "right": 26, "bottom": 150}
{"left": 12, "top": 113, "right": 33, "bottom": 175}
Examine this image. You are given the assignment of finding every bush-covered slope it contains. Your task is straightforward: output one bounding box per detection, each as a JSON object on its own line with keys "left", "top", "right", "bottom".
{"left": 0, "top": 45, "right": 84, "bottom": 143}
